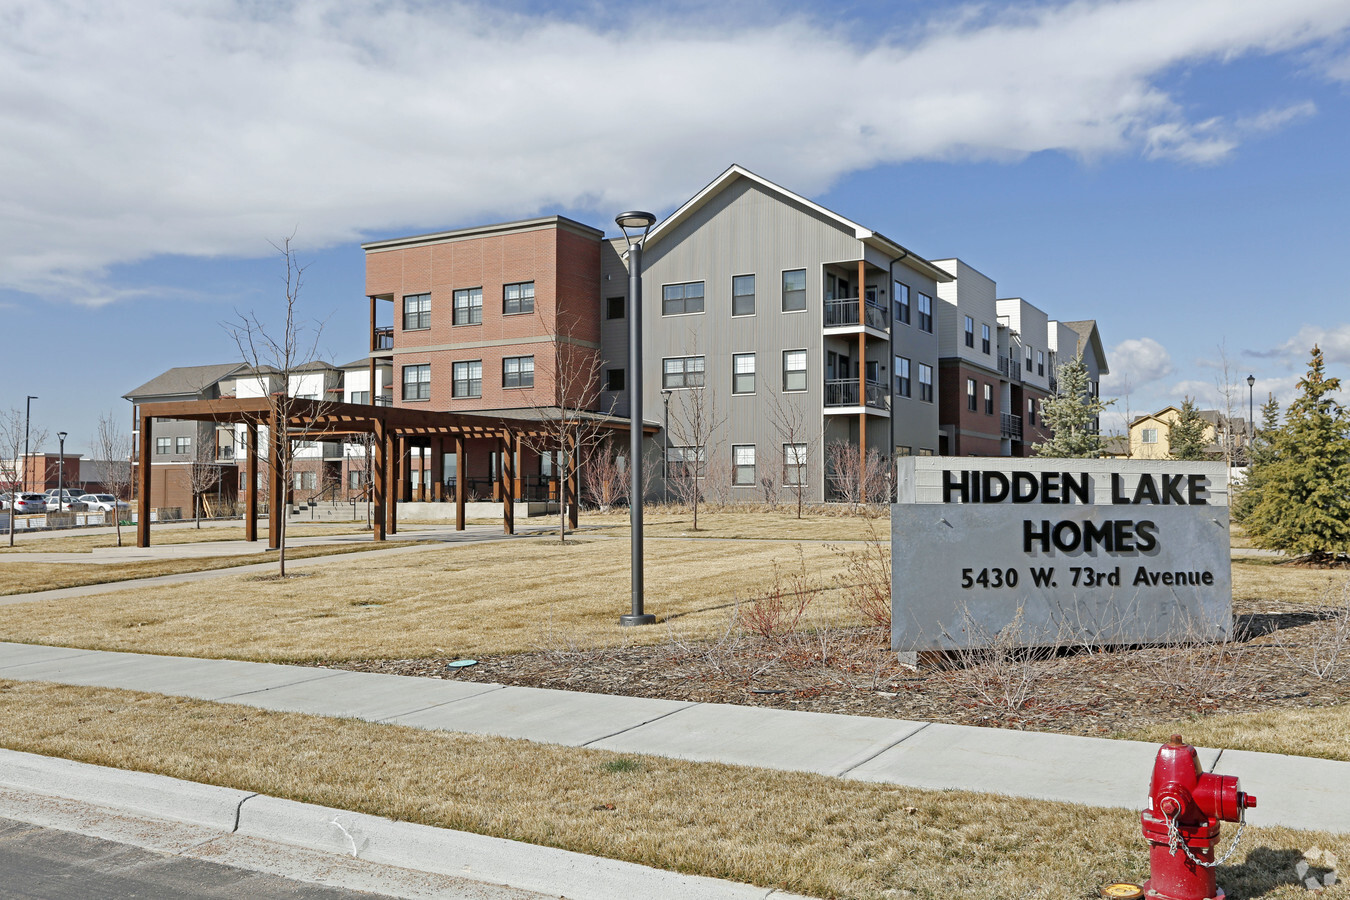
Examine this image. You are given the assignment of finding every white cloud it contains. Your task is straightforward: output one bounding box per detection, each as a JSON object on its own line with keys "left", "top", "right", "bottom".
{"left": 1266, "top": 323, "right": 1350, "bottom": 367}
{"left": 1101, "top": 337, "right": 1174, "bottom": 395}
{"left": 2, "top": 0, "right": 1349, "bottom": 304}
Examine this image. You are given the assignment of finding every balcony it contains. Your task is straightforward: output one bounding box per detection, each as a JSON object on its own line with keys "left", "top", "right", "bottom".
{"left": 999, "top": 356, "right": 1022, "bottom": 381}
{"left": 823, "top": 297, "right": 889, "bottom": 332}
{"left": 373, "top": 326, "right": 394, "bottom": 352}
{"left": 824, "top": 379, "right": 890, "bottom": 411}
{"left": 1049, "top": 375, "right": 1058, "bottom": 393}
{"left": 1001, "top": 413, "right": 1023, "bottom": 441}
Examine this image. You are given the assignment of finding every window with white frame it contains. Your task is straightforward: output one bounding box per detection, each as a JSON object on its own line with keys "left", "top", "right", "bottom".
{"left": 453, "top": 287, "right": 483, "bottom": 325}
{"left": 894, "top": 281, "right": 910, "bottom": 325}
{"left": 782, "top": 350, "right": 807, "bottom": 391}
{"left": 918, "top": 363, "right": 933, "bottom": 402}
{"left": 782, "top": 269, "right": 806, "bottom": 311}
{"left": 732, "top": 353, "right": 755, "bottom": 394}
{"left": 403, "top": 364, "right": 431, "bottom": 400}
{"left": 452, "top": 360, "right": 481, "bottom": 398}
{"left": 350, "top": 390, "right": 370, "bottom": 405}
{"left": 156, "top": 437, "right": 171, "bottom": 454}
{"left": 964, "top": 316, "right": 974, "bottom": 348}
{"left": 917, "top": 293, "right": 933, "bottom": 332}
{"left": 503, "top": 281, "right": 535, "bottom": 315}
{"left": 1037, "top": 350, "right": 1045, "bottom": 376}
{"left": 984, "top": 383, "right": 993, "bottom": 415}
{"left": 895, "top": 356, "right": 911, "bottom": 397}
{"left": 662, "top": 281, "right": 705, "bottom": 316}
{"left": 1026, "top": 345, "right": 1034, "bottom": 371}
{"left": 982, "top": 323, "right": 991, "bottom": 354}
{"left": 502, "top": 355, "right": 534, "bottom": 389}
{"left": 667, "top": 445, "right": 706, "bottom": 478}
{"left": 662, "top": 356, "right": 705, "bottom": 389}
{"left": 294, "top": 471, "right": 317, "bottom": 490}
{"left": 783, "top": 443, "right": 807, "bottom": 485}
{"left": 966, "top": 378, "right": 977, "bottom": 411}
{"left": 1142, "top": 428, "right": 1159, "bottom": 444}
{"left": 403, "top": 293, "right": 430, "bottom": 330}
{"left": 732, "top": 275, "right": 755, "bottom": 316}
{"left": 1028, "top": 397, "right": 1036, "bottom": 426}
{"left": 176, "top": 436, "right": 191, "bottom": 453}
{"left": 732, "top": 444, "right": 756, "bottom": 485}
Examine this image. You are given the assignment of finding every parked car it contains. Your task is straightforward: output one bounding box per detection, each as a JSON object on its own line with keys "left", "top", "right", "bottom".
{"left": 78, "top": 494, "right": 129, "bottom": 512}
{"left": 45, "top": 490, "right": 88, "bottom": 512}
{"left": 9, "top": 493, "right": 49, "bottom": 514}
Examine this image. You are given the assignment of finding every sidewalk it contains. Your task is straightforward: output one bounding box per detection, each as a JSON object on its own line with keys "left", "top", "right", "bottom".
{"left": 1, "top": 641, "right": 1345, "bottom": 834}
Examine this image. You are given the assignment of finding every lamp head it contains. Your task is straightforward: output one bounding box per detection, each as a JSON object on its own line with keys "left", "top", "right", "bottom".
{"left": 58, "top": 431, "right": 67, "bottom": 442}
{"left": 615, "top": 210, "right": 656, "bottom": 246}
{"left": 1247, "top": 374, "right": 1256, "bottom": 388}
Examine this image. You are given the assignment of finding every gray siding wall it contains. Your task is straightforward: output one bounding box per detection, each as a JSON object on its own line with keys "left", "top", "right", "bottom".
{"left": 932, "top": 258, "right": 1000, "bottom": 376}
{"left": 889, "top": 259, "right": 940, "bottom": 456}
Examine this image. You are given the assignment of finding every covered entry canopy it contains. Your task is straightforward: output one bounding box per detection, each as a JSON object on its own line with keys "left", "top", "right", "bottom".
{"left": 134, "top": 397, "right": 649, "bottom": 548}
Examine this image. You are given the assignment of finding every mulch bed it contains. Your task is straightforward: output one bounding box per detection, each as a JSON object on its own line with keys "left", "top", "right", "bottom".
{"left": 316, "top": 590, "right": 1350, "bottom": 738}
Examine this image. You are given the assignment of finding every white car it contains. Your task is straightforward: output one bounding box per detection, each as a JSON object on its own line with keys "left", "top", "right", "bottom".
{"left": 44, "top": 490, "right": 88, "bottom": 512}
{"left": 78, "top": 494, "right": 129, "bottom": 512}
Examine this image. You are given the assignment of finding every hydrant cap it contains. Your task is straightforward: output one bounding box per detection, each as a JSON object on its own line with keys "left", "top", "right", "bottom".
{"left": 1168, "top": 734, "right": 1185, "bottom": 747}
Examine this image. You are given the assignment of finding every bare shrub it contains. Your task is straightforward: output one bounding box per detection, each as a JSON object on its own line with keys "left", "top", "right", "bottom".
{"left": 940, "top": 606, "right": 1065, "bottom": 712}
{"left": 759, "top": 472, "right": 779, "bottom": 508}
{"left": 825, "top": 441, "right": 888, "bottom": 508}
{"left": 829, "top": 521, "right": 891, "bottom": 630}
{"left": 581, "top": 446, "right": 628, "bottom": 511}
{"left": 741, "top": 549, "right": 816, "bottom": 641}
{"left": 703, "top": 453, "right": 734, "bottom": 508}
{"left": 1274, "top": 581, "right": 1350, "bottom": 682}
{"left": 1138, "top": 619, "right": 1259, "bottom": 706}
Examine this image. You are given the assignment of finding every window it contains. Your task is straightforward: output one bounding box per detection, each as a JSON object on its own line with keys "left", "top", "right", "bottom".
{"left": 349, "top": 391, "right": 370, "bottom": 405}
{"left": 967, "top": 378, "right": 977, "bottom": 411}
{"left": 918, "top": 448, "right": 934, "bottom": 457}
{"left": 894, "top": 356, "right": 911, "bottom": 397}
{"left": 783, "top": 443, "right": 807, "bottom": 486}
{"left": 732, "top": 353, "right": 755, "bottom": 394}
{"left": 1026, "top": 346, "right": 1034, "bottom": 372}
{"left": 156, "top": 437, "right": 171, "bottom": 454}
{"left": 294, "top": 471, "right": 317, "bottom": 490}
{"left": 782, "top": 269, "right": 806, "bottom": 311}
{"left": 503, "top": 281, "right": 535, "bottom": 315}
{"left": 1037, "top": 350, "right": 1045, "bottom": 376}
{"left": 918, "top": 363, "right": 933, "bottom": 402}
{"left": 1028, "top": 397, "right": 1037, "bottom": 427}
{"left": 732, "top": 275, "right": 756, "bottom": 316}
{"left": 982, "top": 324, "right": 991, "bottom": 354}
{"left": 1142, "top": 428, "right": 1159, "bottom": 444}
{"left": 453, "top": 287, "right": 482, "bottom": 325}
{"left": 662, "top": 281, "right": 705, "bottom": 316}
{"left": 964, "top": 316, "right": 975, "bottom": 348}
{"left": 503, "top": 355, "right": 534, "bottom": 388}
{"left": 917, "top": 293, "right": 933, "bottom": 332}
{"left": 896, "top": 445, "right": 912, "bottom": 457}
{"left": 403, "top": 293, "right": 431, "bottom": 330}
{"left": 403, "top": 364, "right": 431, "bottom": 400}
{"left": 662, "top": 356, "right": 705, "bottom": 389}
{"left": 733, "top": 445, "right": 756, "bottom": 486}
{"left": 606, "top": 296, "right": 625, "bottom": 320}
{"left": 668, "top": 446, "right": 706, "bottom": 478}
{"left": 894, "top": 281, "right": 910, "bottom": 325}
{"left": 605, "top": 368, "right": 625, "bottom": 392}
{"left": 176, "top": 436, "right": 191, "bottom": 454}
{"left": 452, "top": 360, "right": 482, "bottom": 398}
{"left": 984, "top": 383, "right": 994, "bottom": 415}
{"left": 348, "top": 471, "right": 368, "bottom": 489}
{"left": 782, "top": 350, "right": 807, "bottom": 392}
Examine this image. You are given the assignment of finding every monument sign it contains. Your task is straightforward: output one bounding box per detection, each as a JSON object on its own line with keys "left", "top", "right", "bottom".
{"left": 892, "top": 458, "right": 1231, "bottom": 651}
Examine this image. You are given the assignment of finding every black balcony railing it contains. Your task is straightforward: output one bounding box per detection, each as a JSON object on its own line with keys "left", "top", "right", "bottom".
{"left": 1000, "top": 356, "right": 1022, "bottom": 381}
{"left": 1049, "top": 375, "right": 1058, "bottom": 393}
{"left": 373, "top": 326, "right": 394, "bottom": 351}
{"left": 1001, "top": 413, "right": 1023, "bottom": 440}
{"left": 823, "top": 297, "right": 889, "bottom": 331}
{"left": 824, "top": 379, "right": 890, "bottom": 410}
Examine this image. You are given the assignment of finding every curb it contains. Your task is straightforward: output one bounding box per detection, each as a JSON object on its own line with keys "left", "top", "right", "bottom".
{"left": 0, "top": 748, "right": 810, "bottom": 900}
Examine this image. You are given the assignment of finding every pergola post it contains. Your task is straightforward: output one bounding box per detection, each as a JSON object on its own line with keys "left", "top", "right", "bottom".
{"left": 387, "top": 429, "right": 399, "bottom": 535}
{"left": 858, "top": 258, "right": 867, "bottom": 505}
{"left": 431, "top": 436, "right": 444, "bottom": 502}
{"left": 372, "top": 419, "right": 386, "bottom": 542}
{"left": 454, "top": 434, "right": 466, "bottom": 531}
{"left": 567, "top": 432, "right": 579, "bottom": 530}
{"left": 136, "top": 414, "right": 152, "bottom": 547}
{"left": 501, "top": 434, "right": 515, "bottom": 535}
{"left": 245, "top": 423, "right": 258, "bottom": 542}
{"left": 268, "top": 410, "right": 283, "bottom": 550}
{"left": 399, "top": 437, "right": 412, "bottom": 504}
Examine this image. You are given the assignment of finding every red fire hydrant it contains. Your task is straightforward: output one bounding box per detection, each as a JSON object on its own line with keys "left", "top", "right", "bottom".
{"left": 1140, "top": 735, "right": 1256, "bottom": 900}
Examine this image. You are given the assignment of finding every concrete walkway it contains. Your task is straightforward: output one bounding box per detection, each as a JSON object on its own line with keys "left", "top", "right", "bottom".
{"left": 0, "top": 641, "right": 1345, "bottom": 835}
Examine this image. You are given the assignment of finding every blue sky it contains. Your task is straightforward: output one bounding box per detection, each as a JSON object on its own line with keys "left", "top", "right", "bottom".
{"left": 3, "top": 0, "right": 1350, "bottom": 454}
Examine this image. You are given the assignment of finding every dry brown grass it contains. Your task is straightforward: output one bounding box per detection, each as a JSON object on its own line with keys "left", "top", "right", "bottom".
{"left": 0, "top": 679, "right": 1340, "bottom": 900}
{"left": 0, "top": 543, "right": 388, "bottom": 596}
{"left": 0, "top": 523, "right": 368, "bottom": 554}
{"left": 0, "top": 538, "right": 857, "bottom": 661}
{"left": 1122, "top": 704, "right": 1350, "bottom": 762}
{"left": 582, "top": 506, "right": 890, "bottom": 542}
{"left": 1233, "top": 559, "right": 1349, "bottom": 605}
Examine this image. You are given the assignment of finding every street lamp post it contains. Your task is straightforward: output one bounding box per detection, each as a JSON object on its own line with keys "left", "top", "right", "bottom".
{"left": 616, "top": 210, "right": 657, "bottom": 627}
{"left": 1246, "top": 374, "right": 1256, "bottom": 463}
{"left": 57, "top": 431, "right": 67, "bottom": 513}
{"left": 23, "top": 396, "right": 36, "bottom": 492}
{"left": 661, "top": 388, "right": 672, "bottom": 504}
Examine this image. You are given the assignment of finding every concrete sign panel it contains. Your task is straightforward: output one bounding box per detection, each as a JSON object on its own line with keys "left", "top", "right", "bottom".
{"left": 892, "top": 458, "right": 1231, "bottom": 651}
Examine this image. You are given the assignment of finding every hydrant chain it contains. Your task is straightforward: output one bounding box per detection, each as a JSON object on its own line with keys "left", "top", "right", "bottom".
{"left": 1165, "top": 807, "right": 1248, "bottom": 869}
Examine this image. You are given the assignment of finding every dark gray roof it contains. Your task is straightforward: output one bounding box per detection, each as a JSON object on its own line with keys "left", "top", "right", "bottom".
{"left": 340, "top": 357, "right": 392, "bottom": 370}
{"left": 123, "top": 363, "right": 245, "bottom": 400}
{"left": 1063, "top": 320, "right": 1109, "bottom": 376}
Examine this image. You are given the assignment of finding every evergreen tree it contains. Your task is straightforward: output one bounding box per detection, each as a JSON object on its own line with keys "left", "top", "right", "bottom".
{"left": 1169, "top": 396, "right": 1209, "bottom": 460}
{"left": 1232, "top": 393, "right": 1280, "bottom": 524}
{"left": 1035, "top": 354, "right": 1113, "bottom": 458}
{"left": 1242, "top": 346, "right": 1350, "bottom": 562}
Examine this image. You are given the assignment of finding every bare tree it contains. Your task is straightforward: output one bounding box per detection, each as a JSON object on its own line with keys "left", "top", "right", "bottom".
{"left": 222, "top": 233, "right": 329, "bottom": 576}
{"left": 704, "top": 452, "right": 734, "bottom": 507}
{"left": 0, "top": 407, "right": 49, "bottom": 546}
{"left": 825, "top": 441, "right": 888, "bottom": 508}
{"left": 766, "top": 388, "right": 818, "bottom": 519}
{"left": 666, "top": 378, "right": 723, "bottom": 530}
{"left": 580, "top": 438, "right": 628, "bottom": 511}
{"left": 94, "top": 411, "right": 133, "bottom": 547}
{"left": 1213, "top": 341, "right": 1243, "bottom": 470}
{"left": 186, "top": 439, "right": 223, "bottom": 528}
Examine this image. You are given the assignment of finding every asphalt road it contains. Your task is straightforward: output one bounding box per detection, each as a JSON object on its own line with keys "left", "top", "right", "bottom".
{"left": 0, "top": 816, "right": 391, "bottom": 899}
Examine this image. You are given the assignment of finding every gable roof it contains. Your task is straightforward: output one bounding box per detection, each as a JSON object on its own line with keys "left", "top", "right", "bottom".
{"left": 642, "top": 164, "right": 953, "bottom": 283}
{"left": 123, "top": 363, "right": 246, "bottom": 401}
{"left": 1062, "top": 320, "right": 1109, "bottom": 375}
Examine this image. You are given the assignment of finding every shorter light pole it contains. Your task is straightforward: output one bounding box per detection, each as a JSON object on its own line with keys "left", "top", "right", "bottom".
{"left": 57, "top": 431, "right": 67, "bottom": 511}
{"left": 23, "top": 396, "right": 36, "bottom": 492}
{"left": 661, "top": 388, "right": 672, "bottom": 504}
{"left": 616, "top": 209, "right": 656, "bottom": 627}
{"left": 1246, "top": 374, "right": 1256, "bottom": 462}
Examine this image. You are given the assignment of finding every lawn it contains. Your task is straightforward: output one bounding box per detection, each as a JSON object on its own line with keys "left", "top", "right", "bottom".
{"left": 582, "top": 505, "right": 891, "bottom": 541}
{"left": 0, "top": 523, "right": 369, "bottom": 554}
{"left": 1122, "top": 703, "right": 1350, "bottom": 762}
{"left": 0, "top": 679, "right": 1340, "bottom": 900}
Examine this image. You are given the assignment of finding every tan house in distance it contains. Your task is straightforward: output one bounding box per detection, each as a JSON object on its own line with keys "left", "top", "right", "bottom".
{"left": 1127, "top": 405, "right": 1246, "bottom": 460}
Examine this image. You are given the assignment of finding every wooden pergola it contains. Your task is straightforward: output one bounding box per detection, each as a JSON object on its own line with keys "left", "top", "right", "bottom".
{"left": 134, "top": 398, "right": 640, "bottom": 548}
